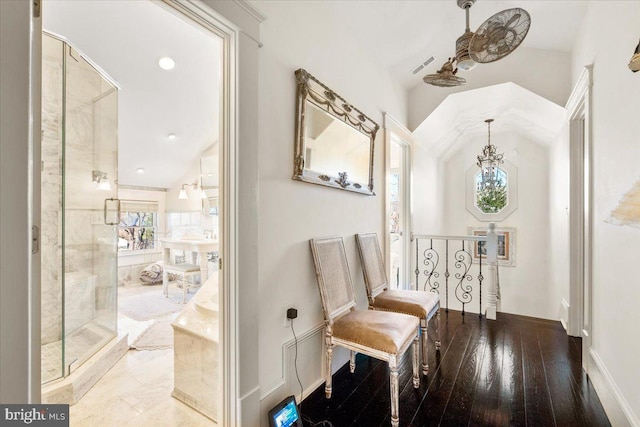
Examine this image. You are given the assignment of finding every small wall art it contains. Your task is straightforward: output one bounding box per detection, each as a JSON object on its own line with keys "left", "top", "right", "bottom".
{"left": 467, "top": 226, "right": 517, "bottom": 267}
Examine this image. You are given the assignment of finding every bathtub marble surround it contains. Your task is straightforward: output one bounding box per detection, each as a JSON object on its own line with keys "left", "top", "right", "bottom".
{"left": 172, "top": 274, "right": 220, "bottom": 421}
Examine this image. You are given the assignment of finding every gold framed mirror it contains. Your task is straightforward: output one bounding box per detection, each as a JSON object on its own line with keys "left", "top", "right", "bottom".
{"left": 293, "top": 69, "right": 379, "bottom": 195}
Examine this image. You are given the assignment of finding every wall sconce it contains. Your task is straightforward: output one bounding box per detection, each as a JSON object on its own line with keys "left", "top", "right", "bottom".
{"left": 178, "top": 181, "right": 200, "bottom": 200}
{"left": 178, "top": 184, "right": 189, "bottom": 200}
{"left": 92, "top": 170, "right": 112, "bottom": 192}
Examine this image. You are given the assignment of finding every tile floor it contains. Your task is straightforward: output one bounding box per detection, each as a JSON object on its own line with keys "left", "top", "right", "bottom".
{"left": 42, "top": 323, "right": 113, "bottom": 384}
{"left": 67, "top": 282, "right": 216, "bottom": 426}
{"left": 69, "top": 349, "right": 215, "bottom": 426}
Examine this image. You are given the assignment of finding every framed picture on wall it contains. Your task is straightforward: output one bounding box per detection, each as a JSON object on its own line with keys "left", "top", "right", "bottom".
{"left": 467, "top": 227, "right": 517, "bottom": 267}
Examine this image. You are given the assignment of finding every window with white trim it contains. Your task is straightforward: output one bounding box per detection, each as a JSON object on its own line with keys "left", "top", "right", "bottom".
{"left": 118, "top": 201, "right": 158, "bottom": 251}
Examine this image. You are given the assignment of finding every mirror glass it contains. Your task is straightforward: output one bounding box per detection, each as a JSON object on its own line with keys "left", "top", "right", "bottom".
{"left": 304, "top": 102, "right": 370, "bottom": 185}
{"left": 200, "top": 152, "right": 219, "bottom": 217}
{"left": 293, "top": 69, "right": 379, "bottom": 195}
{"left": 200, "top": 155, "right": 218, "bottom": 189}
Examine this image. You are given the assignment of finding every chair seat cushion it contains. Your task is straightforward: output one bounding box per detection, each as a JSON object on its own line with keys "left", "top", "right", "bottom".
{"left": 165, "top": 263, "right": 200, "bottom": 273}
{"left": 373, "top": 290, "right": 440, "bottom": 320}
{"left": 332, "top": 310, "right": 419, "bottom": 355}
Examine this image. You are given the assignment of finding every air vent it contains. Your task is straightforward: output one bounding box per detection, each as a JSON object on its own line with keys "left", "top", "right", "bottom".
{"left": 411, "top": 56, "right": 435, "bottom": 75}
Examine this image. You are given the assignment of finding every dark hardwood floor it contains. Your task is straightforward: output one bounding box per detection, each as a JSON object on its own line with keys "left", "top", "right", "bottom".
{"left": 300, "top": 310, "right": 610, "bottom": 427}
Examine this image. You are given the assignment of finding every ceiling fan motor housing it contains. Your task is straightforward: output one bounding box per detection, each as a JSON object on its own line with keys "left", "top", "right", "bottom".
{"left": 456, "top": 30, "right": 476, "bottom": 71}
{"left": 456, "top": 0, "right": 476, "bottom": 9}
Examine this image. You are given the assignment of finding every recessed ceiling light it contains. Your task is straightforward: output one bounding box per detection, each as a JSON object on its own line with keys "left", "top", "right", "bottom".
{"left": 207, "top": 173, "right": 213, "bottom": 177}
{"left": 158, "top": 57, "right": 175, "bottom": 70}
{"left": 167, "top": 133, "right": 176, "bottom": 141}
{"left": 136, "top": 168, "right": 145, "bottom": 174}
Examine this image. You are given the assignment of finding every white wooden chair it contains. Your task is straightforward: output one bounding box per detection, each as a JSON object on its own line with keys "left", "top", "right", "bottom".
{"left": 310, "top": 236, "right": 420, "bottom": 427}
{"left": 356, "top": 232, "right": 441, "bottom": 376}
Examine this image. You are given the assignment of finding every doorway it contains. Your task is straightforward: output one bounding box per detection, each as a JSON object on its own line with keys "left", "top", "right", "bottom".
{"left": 38, "top": 0, "right": 235, "bottom": 424}
{"left": 384, "top": 114, "right": 413, "bottom": 290}
{"left": 567, "top": 66, "right": 593, "bottom": 374}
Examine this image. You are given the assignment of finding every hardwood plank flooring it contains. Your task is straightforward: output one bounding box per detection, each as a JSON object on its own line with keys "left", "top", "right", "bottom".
{"left": 300, "top": 310, "right": 610, "bottom": 427}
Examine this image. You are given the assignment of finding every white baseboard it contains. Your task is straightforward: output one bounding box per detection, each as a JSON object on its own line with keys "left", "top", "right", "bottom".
{"left": 559, "top": 298, "right": 569, "bottom": 331}
{"left": 589, "top": 349, "right": 639, "bottom": 427}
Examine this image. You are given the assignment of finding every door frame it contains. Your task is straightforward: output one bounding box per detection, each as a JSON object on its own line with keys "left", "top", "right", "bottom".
{"left": 383, "top": 113, "right": 413, "bottom": 290}
{"left": 15, "top": 0, "right": 244, "bottom": 423}
{"left": 567, "top": 66, "right": 593, "bottom": 372}
{"left": 160, "top": 1, "right": 241, "bottom": 424}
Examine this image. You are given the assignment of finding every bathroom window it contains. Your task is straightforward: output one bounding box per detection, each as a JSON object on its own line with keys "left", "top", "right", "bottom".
{"left": 118, "top": 201, "right": 158, "bottom": 251}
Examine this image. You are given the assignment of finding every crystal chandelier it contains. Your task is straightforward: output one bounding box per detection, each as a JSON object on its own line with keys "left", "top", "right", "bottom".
{"left": 476, "top": 119, "right": 504, "bottom": 189}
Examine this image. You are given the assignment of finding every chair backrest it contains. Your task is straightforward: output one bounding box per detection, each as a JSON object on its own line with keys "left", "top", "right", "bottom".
{"left": 355, "top": 233, "right": 388, "bottom": 304}
{"left": 310, "top": 237, "right": 357, "bottom": 322}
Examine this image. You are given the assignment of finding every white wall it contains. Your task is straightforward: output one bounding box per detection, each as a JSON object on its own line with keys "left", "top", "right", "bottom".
{"left": 548, "top": 123, "right": 571, "bottom": 327}
{"left": 408, "top": 48, "right": 572, "bottom": 131}
{"left": 571, "top": 2, "right": 640, "bottom": 425}
{"left": 412, "top": 143, "right": 445, "bottom": 236}
{"left": 255, "top": 1, "right": 407, "bottom": 420}
{"left": 441, "top": 132, "right": 557, "bottom": 319}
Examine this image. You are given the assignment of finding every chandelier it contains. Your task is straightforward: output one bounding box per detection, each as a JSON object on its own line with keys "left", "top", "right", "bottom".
{"left": 476, "top": 119, "right": 504, "bottom": 189}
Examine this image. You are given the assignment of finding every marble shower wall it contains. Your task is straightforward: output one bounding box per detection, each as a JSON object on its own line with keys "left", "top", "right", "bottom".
{"left": 41, "top": 34, "right": 119, "bottom": 348}
{"left": 41, "top": 35, "right": 64, "bottom": 345}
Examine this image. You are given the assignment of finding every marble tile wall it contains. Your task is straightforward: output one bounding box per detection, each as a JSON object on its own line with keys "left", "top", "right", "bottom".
{"left": 41, "top": 34, "right": 119, "bottom": 352}
{"left": 41, "top": 36, "right": 64, "bottom": 345}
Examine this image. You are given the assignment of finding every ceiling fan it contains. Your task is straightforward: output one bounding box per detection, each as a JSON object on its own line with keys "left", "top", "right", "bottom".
{"left": 424, "top": 0, "right": 531, "bottom": 87}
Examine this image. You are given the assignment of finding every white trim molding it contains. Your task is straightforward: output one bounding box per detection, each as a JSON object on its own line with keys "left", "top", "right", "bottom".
{"left": 589, "top": 349, "right": 639, "bottom": 427}
{"left": 161, "top": 1, "right": 248, "bottom": 425}
{"left": 559, "top": 298, "right": 570, "bottom": 331}
{"left": 383, "top": 113, "right": 414, "bottom": 290}
{"left": 566, "top": 65, "right": 593, "bottom": 346}
{"left": 260, "top": 323, "right": 325, "bottom": 401}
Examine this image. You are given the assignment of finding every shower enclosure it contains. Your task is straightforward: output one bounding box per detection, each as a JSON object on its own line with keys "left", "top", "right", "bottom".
{"left": 41, "top": 32, "right": 119, "bottom": 384}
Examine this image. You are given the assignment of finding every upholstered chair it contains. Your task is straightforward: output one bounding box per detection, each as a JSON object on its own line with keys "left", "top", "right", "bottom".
{"left": 356, "top": 232, "right": 441, "bottom": 376}
{"left": 310, "top": 236, "right": 420, "bottom": 427}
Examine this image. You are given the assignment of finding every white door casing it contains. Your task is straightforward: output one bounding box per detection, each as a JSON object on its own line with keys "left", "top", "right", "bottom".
{"left": 566, "top": 66, "right": 593, "bottom": 374}
{"left": 384, "top": 113, "right": 413, "bottom": 290}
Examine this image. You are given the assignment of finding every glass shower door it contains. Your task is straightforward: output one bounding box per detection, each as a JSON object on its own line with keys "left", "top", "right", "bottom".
{"left": 62, "top": 42, "right": 118, "bottom": 375}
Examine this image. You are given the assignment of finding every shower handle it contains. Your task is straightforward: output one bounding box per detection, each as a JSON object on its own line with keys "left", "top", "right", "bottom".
{"left": 104, "top": 198, "right": 121, "bottom": 225}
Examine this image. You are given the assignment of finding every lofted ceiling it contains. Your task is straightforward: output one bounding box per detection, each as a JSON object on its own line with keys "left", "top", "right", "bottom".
{"left": 413, "top": 82, "right": 567, "bottom": 159}
{"left": 306, "top": 0, "right": 587, "bottom": 89}
{"left": 43, "top": 0, "right": 221, "bottom": 189}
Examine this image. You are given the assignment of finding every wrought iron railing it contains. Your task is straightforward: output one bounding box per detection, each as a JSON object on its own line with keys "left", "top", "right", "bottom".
{"left": 412, "top": 232, "right": 493, "bottom": 317}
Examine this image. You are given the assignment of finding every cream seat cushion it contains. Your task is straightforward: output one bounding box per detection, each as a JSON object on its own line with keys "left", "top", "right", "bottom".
{"left": 373, "top": 290, "right": 439, "bottom": 319}
{"left": 332, "top": 310, "right": 419, "bottom": 355}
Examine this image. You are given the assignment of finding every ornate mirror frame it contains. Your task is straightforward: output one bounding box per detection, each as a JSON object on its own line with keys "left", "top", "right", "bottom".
{"left": 293, "top": 68, "right": 380, "bottom": 195}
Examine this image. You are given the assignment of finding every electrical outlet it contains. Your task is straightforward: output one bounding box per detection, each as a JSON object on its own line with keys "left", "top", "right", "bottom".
{"left": 283, "top": 307, "right": 297, "bottom": 327}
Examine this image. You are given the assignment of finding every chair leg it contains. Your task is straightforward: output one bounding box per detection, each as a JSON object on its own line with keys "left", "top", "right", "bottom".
{"left": 421, "top": 320, "right": 429, "bottom": 375}
{"left": 325, "top": 340, "right": 334, "bottom": 399}
{"left": 412, "top": 333, "right": 420, "bottom": 388}
{"left": 389, "top": 356, "right": 400, "bottom": 427}
{"left": 435, "top": 308, "right": 441, "bottom": 350}
{"left": 183, "top": 278, "right": 187, "bottom": 304}
{"left": 349, "top": 350, "right": 356, "bottom": 373}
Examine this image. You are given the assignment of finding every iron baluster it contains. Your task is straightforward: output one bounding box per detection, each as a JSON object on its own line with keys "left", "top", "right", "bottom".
{"left": 445, "top": 240, "right": 449, "bottom": 312}
{"left": 478, "top": 247, "right": 483, "bottom": 318}
{"left": 454, "top": 240, "right": 473, "bottom": 316}
{"left": 414, "top": 238, "right": 419, "bottom": 290}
